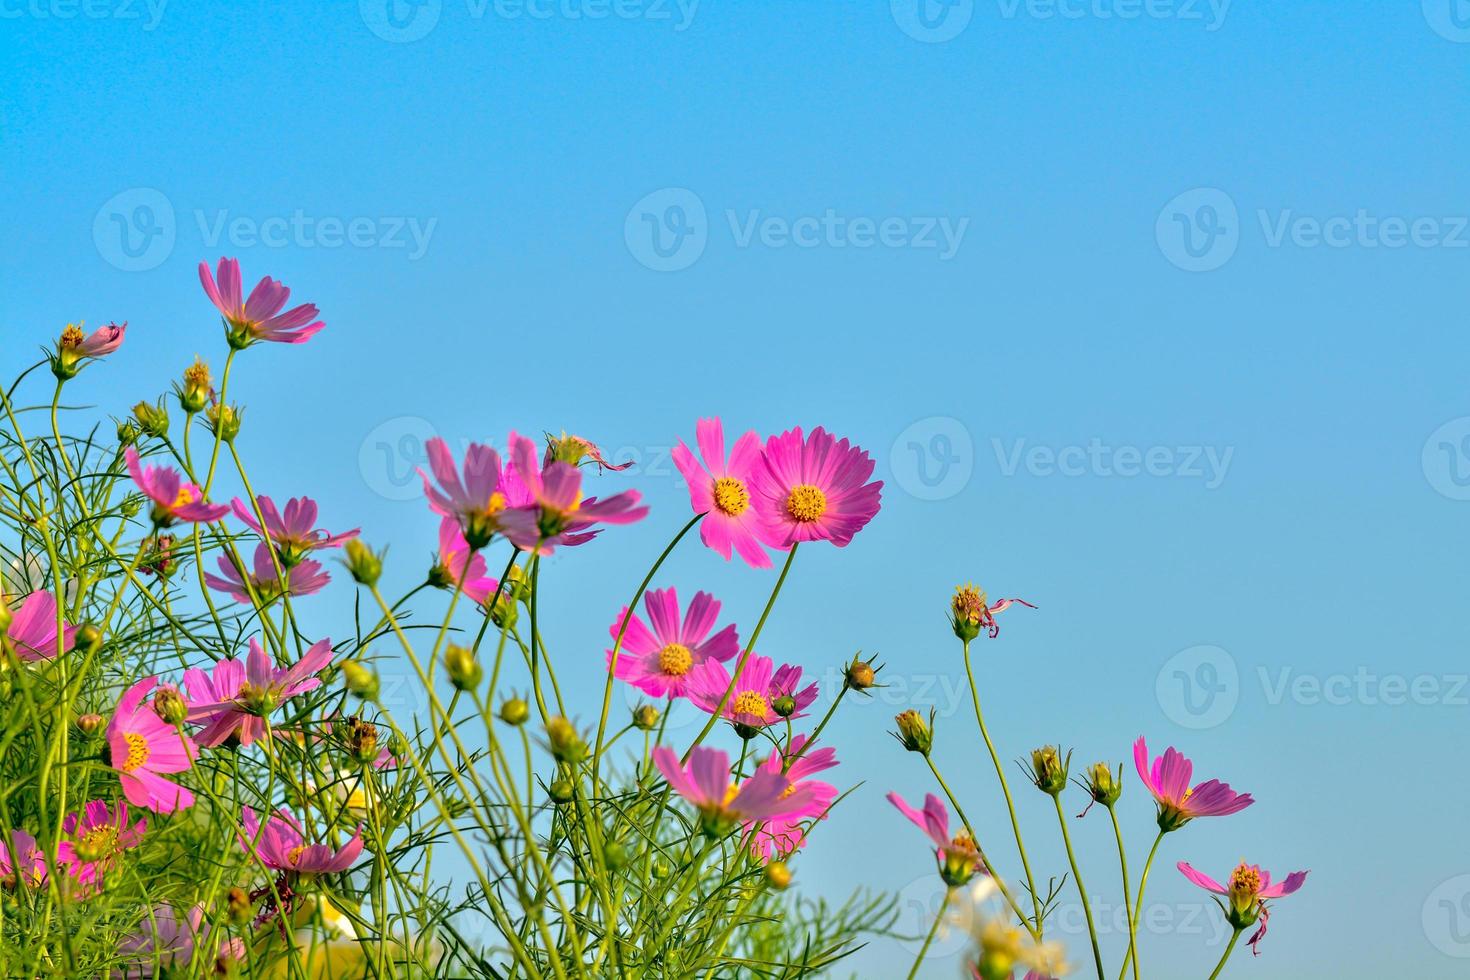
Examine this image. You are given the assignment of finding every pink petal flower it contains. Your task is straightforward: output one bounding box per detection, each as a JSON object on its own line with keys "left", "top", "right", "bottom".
{"left": 749, "top": 426, "right": 882, "bottom": 549}
{"left": 606, "top": 586, "right": 740, "bottom": 700}
{"left": 671, "top": 417, "right": 773, "bottom": 569}
{"left": 200, "top": 257, "right": 324, "bottom": 345}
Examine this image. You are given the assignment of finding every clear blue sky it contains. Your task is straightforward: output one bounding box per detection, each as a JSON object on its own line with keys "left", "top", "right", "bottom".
{"left": 4, "top": 2, "right": 1468, "bottom": 976}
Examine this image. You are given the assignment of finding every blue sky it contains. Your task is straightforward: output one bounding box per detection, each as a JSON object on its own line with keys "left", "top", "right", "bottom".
{"left": 4, "top": 1, "right": 1469, "bottom": 975}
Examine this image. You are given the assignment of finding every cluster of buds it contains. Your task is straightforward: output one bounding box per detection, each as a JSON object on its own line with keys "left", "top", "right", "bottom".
{"left": 444, "top": 644, "right": 482, "bottom": 691}
{"left": 1025, "top": 745, "right": 1071, "bottom": 797}
{"left": 891, "top": 708, "right": 934, "bottom": 756}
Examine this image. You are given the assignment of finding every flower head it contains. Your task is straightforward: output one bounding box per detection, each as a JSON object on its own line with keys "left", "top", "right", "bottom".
{"left": 429, "top": 518, "right": 499, "bottom": 604}
{"left": 0, "top": 829, "right": 46, "bottom": 888}
{"left": 184, "top": 637, "right": 334, "bottom": 747}
{"left": 204, "top": 542, "right": 329, "bottom": 604}
{"left": 106, "top": 677, "right": 197, "bottom": 813}
{"left": 686, "top": 653, "right": 818, "bottom": 732}
{"left": 498, "top": 432, "right": 647, "bottom": 555}
{"left": 1134, "top": 736, "right": 1254, "bottom": 832}
{"left": 543, "top": 432, "right": 631, "bottom": 471}
{"left": 746, "top": 736, "right": 839, "bottom": 860}
{"left": 951, "top": 583, "right": 1036, "bottom": 640}
{"left": 118, "top": 904, "right": 243, "bottom": 978}
{"left": 199, "top": 257, "right": 324, "bottom": 347}
{"left": 606, "top": 587, "right": 740, "bottom": 699}
{"left": 230, "top": 495, "right": 358, "bottom": 566}
{"left": 887, "top": 790, "right": 984, "bottom": 886}
{"left": 671, "top": 417, "right": 773, "bottom": 568}
{"left": 653, "top": 746, "right": 807, "bottom": 836}
{"left": 3, "top": 590, "right": 77, "bottom": 662}
{"left": 125, "top": 448, "right": 230, "bottom": 527}
{"left": 240, "top": 807, "right": 363, "bottom": 875}
{"left": 53, "top": 321, "right": 126, "bottom": 378}
{"left": 59, "top": 799, "right": 146, "bottom": 888}
{"left": 749, "top": 426, "right": 882, "bottom": 549}
{"left": 1179, "top": 860, "right": 1307, "bottom": 955}
{"left": 418, "top": 438, "right": 511, "bottom": 548}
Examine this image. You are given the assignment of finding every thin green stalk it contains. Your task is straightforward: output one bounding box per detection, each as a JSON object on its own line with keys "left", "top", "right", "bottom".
{"left": 1119, "top": 829, "right": 1167, "bottom": 980}
{"left": 1109, "top": 806, "right": 1139, "bottom": 980}
{"left": 1052, "top": 794, "right": 1104, "bottom": 980}
{"left": 906, "top": 887, "right": 952, "bottom": 980}
{"left": 1207, "top": 927, "right": 1243, "bottom": 980}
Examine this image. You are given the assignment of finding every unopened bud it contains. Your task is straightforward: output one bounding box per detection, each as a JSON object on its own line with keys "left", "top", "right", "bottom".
{"left": 548, "top": 778, "right": 575, "bottom": 804}
{"left": 498, "top": 697, "right": 530, "bottom": 727}
{"left": 1027, "top": 745, "right": 1070, "bottom": 796}
{"left": 772, "top": 695, "right": 796, "bottom": 717}
{"left": 444, "top": 645, "right": 482, "bottom": 692}
{"left": 341, "top": 660, "right": 380, "bottom": 700}
{"left": 177, "top": 357, "right": 212, "bottom": 414}
{"left": 151, "top": 685, "right": 189, "bottom": 726}
{"left": 844, "top": 655, "right": 878, "bottom": 692}
{"left": 226, "top": 886, "right": 253, "bottom": 927}
{"left": 764, "top": 861, "right": 793, "bottom": 890}
{"left": 76, "top": 713, "right": 104, "bottom": 736}
{"left": 132, "top": 398, "right": 170, "bottom": 439}
{"left": 116, "top": 419, "right": 140, "bottom": 447}
{"left": 892, "top": 708, "right": 934, "bottom": 755}
{"left": 75, "top": 623, "right": 102, "bottom": 653}
{"left": 205, "top": 402, "right": 242, "bottom": 443}
{"left": 1085, "top": 762, "right": 1122, "bottom": 809}
{"left": 603, "top": 842, "right": 631, "bottom": 871}
{"left": 343, "top": 540, "right": 383, "bottom": 587}
{"left": 545, "top": 716, "right": 587, "bottom": 763}
{"left": 632, "top": 704, "right": 660, "bottom": 731}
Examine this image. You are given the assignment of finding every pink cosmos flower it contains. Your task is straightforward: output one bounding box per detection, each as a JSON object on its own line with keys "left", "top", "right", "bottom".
{"left": 606, "top": 587, "right": 740, "bottom": 700}
{"left": 55, "top": 321, "right": 126, "bottom": 375}
{"left": 750, "top": 426, "right": 882, "bottom": 549}
{"left": 124, "top": 448, "right": 230, "bottom": 526}
{"left": 653, "top": 746, "right": 808, "bottom": 834}
{"left": 0, "top": 829, "right": 46, "bottom": 887}
{"left": 1178, "top": 860, "right": 1308, "bottom": 955}
{"left": 498, "top": 431, "right": 648, "bottom": 555}
{"left": 672, "top": 417, "right": 773, "bottom": 569}
{"left": 418, "top": 437, "right": 511, "bottom": 548}
{"left": 887, "top": 790, "right": 985, "bottom": 885}
{"left": 431, "top": 518, "right": 499, "bottom": 604}
{"left": 746, "top": 736, "right": 838, "bottom": 860}
{"left": 204, "top": 542, "right": 329, "bottom": 604}
{"left": 686, "top": 653, "right": 818, "bottom": 729}
{"left": 118, "top": 904, "right": 243, "bottom": 978}
{"left": 107, "top": 677, "right": 197, "bottom": 814}
{"left": 4, "top": 589, "right": 77, "bottom": 662}
{"left": 184, "top": 637, "right": 334, "bottom": 747}
{"left": 230, "top": 495, "right": 358, "bottom": 566}
{"left": 59, "top": 800, "right": 146, "bottom": 889}
{"left": 199, "top": 257, "right": 324, "bottom": 346}
{"left": 1134, "top": 736, "right": 1254, "bottom": 831}
{"left": 240, "top": 807, "right": 363, "bottom": 875}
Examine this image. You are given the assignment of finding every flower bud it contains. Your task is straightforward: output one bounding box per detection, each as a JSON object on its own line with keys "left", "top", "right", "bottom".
{"left": 941, "top": 832, "right": 982, "bottom": 887}
{"left": 651, "top": 859, "right": 671, "bottom": 879}
{"left": 225, "top": 886, "right": 253, "bottom": 927}
{"left": 116, "top": 419, "right": 140, "bottom": 448}
{"left": 1085, "top": 762, "right": 1122, "bottom": 809}
{"left": 343, "top": 540, "right": 383, "bottom": 587}
{"left": 892, "top": 708, "right": 934, "bottom": 755}
{"left": 950, "top": 582, "right": 988, "bottom": 642}
{"left": 76, "top": 713, "right": 104, "bottom": 736}
{"left": 844, "top": 655, "right": 878, "bottom": 692}
{"left": 205, "top": 402, "right": 242, "bottom": 443}
{"left": 51, "top": 324, "right": 86, "bottom": 380}
{"left": 341, "top": 717, "right": 382, "bottom": 766}
{"left": 120, "top": 496, "right": 142, "bottom": 519}
{"left": 548, "top": 777, "right": 575, "bottom": 804}
{"left": 444, "top": 644, "right": 482, "bottom": 692}
{"left": 75, "top": 623, "right": 102, "bottom": 654}
{"left": 764, "top": 861, "right": 793, "bottom": 890}
{"left": 545, "top": 716, "right": 587, "bottom": 764}
{"left": 1027, "top": 745, "right": 1070, "bottom": 796}
{"left": 772, "top": 695, "right": 796, "bottom": 717}
{"left": 132, "top": 398, "right": 170, "bottom": 439}
{"left": 632, "top": 704, "right": 660, "bottom": 731}
{"left": 498, "top": 697, "right": 530, "bottom": 726}
{"left": 151, "top": 685, "right": 189, "bottom": 726}
{"left": 177, "top": 357, "right": 212, "bottom": 414}
{"left": 603, "top": 841, "right": 631, "bottom": 872}
{"left": 341, "top": 660, "right": 380, "bottom": 701}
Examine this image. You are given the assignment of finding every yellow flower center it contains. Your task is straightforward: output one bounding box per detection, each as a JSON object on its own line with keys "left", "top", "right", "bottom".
{"left": 60, "top": 323, "right": 85, "bottom": 349}
{"left": 287, "top": 845, "right": 306, "bottom": 867}
{"left": 712, "top": 477, "right": 750, "bottom": 517}
{"left": 1229, "top": 864, "right": 1261, "bottom": 897}
{"left": 172, "top": 486, "right": 197, "bottom": 509}
{"left": 482, "top": 491, "right": 507, "bottom": 517}
{"left": 732, "top": 690, "right": 769, "bottom": 718}
{"left": 657, "top": 643, "right": 693, "bottom": 676}
{"left": 785, "top": 484, "right": 826, "bottom": 523}
{"left": 121, "top": 732, "right": 150, "bottom": 772}
{"left": 951, "top": 831, "right": 979, "bottom": 856}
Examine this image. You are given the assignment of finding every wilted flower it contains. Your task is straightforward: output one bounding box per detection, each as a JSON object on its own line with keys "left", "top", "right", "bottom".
{"left": 951, "top": 583, "right": 1036, "bottom": 641}
{"left": 176, "top": 357, "right": 212, "bottom": 413}
{"left": 1179, "top": 860, "right": 1308, "bottom": 955}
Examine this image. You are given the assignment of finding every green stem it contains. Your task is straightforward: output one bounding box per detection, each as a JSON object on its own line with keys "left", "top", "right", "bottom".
{"left": 1109, "top": 806, "right": 1140, "bottom": 980}
{"left": 906, "top": 887, "right": 952, "bottom": 980}
{"left": 1053, "top": 795, "right": 1104, "bottom": 980}
{"left": 1207, "top": 928, "right": 1243, "bottom": 980}
{"left": 1119, "top": 829, "right": 1167, "bottom": 980}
